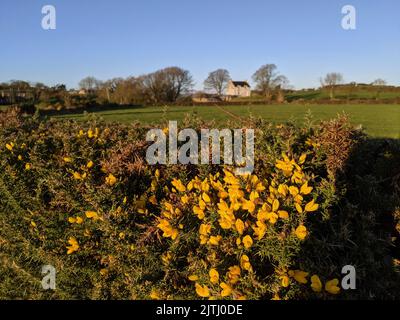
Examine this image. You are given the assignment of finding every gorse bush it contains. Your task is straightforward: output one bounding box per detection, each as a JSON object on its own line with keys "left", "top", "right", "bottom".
{"left": 0, "top": 109, "right": 398, "bottom": 300}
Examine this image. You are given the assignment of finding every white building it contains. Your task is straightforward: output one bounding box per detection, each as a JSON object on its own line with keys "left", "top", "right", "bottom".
{"left": 226, "top": 81, "right": 251, "bottom": 97}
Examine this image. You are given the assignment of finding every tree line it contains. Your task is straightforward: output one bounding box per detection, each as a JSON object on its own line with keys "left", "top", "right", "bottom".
{"left": 0, "top": 64, "right": 392, "bottom": 107}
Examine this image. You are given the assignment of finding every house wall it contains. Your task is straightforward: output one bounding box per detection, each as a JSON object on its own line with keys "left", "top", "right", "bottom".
{"left": 226, "top": 81, "right": 251, "bottom": 97}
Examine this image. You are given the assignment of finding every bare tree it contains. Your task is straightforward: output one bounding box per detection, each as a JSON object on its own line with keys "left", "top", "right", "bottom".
{"left": 252, "top": 64, "right": 288, "bottom": 101}
{"left": 320, "top": 73, "right": 344, "bottom": 100}
{"left": 204, "top": 69, "right": 231, "bottom": 96}
{"left": 143, "top": 67, "right": 193, "bottom": 104}
{"left": 78, "top": 76, "right": 101, "bottom": 92}
{"left": 371, "top": 79, "right": 387, "bottom": 86}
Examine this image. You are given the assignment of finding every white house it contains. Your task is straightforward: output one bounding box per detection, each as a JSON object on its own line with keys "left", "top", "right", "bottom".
{"left": 226, "top": 80, "right": 251, "bottom": 97}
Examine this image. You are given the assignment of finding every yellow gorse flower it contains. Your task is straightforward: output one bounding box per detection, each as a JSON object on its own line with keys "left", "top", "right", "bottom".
{"left": 240, "top": 255, "right": 252, "bottom": 272}
{"left": 157, "top": 218, "right": 178, "bottom": 240}
{"left": 209, "top": 268, "right": 219, "bottom": 284}
{"left": 288, "top": 270, "right": 309, "bottom": 284}
{"left": 325, "top": 279, "right": 341, "bottom": 295}
{"left": 242, "top": 235, "right": 253, "bottom": 249}
{"left": 280, "top": 275, "right": 290, "bottom": 287}
{"left": 305, "top": 199, "right": 319, "bottom": 212}
{"left": 311, "top": 275, "right": 322, "bottom": 292}
{"left": 105, "top": 173, "right": 117, "bottom": 186}
{"left": 220, "top": 282, "right": 233, "bottom": 297}
{"left": 66, "top": 237, "right": 79, "bottom": 254}
{"left": 171, "top": 179, "right": 186, "bottom": 192}
{"left": 227, "top": 265, "right": 241, "bottom": 284}
{"left": 235, "top": 219, "right": 245, "bottom": 235}
{"left": 295, "top": 225, "right": 308, "bottom": 240}
{"left": 85, "top": 211, "right": 99, "bottom": 220}
{"left": 195, "top": 283, "right": 210, "bottom": 298}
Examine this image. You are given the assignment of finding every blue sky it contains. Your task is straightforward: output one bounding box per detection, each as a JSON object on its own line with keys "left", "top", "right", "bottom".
{"left": 0, "top": 0, "right": 399, "bottom": 89}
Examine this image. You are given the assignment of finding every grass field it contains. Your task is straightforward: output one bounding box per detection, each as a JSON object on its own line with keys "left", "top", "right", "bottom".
{"left": 50, "top": 104, "right": 400, "bottom": 138}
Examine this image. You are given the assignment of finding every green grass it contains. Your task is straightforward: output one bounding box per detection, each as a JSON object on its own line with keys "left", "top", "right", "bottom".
{"left": 50, "top": 104, "right": 400, "bottom": 139}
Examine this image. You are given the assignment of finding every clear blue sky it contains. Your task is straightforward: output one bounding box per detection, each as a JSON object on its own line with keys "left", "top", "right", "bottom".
{"left": 0, "top": 0, "right": 399, "bottom": 89}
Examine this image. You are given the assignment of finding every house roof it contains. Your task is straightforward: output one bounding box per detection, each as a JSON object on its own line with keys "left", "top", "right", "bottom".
{"left": 231, "top": 81, "right": 250, "bottom": 87}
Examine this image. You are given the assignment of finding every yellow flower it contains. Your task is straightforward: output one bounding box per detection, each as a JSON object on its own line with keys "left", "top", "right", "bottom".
{"left": 5, "top": 143, "right": 14, "bottom": 151}
{"left": 73, "top": 171, "right": 83, "bottom": 180}
{"left": 305, "top": 199, "right": 319, "bottom": 212}
{"left": 272, "top": 199, "right": 279, "bottom": 212}
{"left": 199, "top": 224, "right": 211, "bottom": 236}
{"left": 25, "top": 163, "right": 32, "bottom": 170}
{"left": 219, "top": 217, "right": 234, "bottom": 230}
{"left": 208, "top": 235, "right": 222, "bottom": 246}
{"left": 157, "top": 219, "right": 178, "bottom": 240}
{"left": 18, "top": 155, "right": 23, "bottom": 161}
{"left": 227, "top": 266, "right": 241, "bottom": 284}
{"left": 86, "top": 160, "right": 94, "bottom": 169}
{"left": 181, "top": 195, "right": 189, "bottom": 204}
{"left": 253, "top": 221, "right": 267, "bottom": 240}
{"left": 220, "top": 282, "right": 232, "bottom": 297}
{"left": 195, "top": 283, "right": 210, "bottom": 298}
{"left": 299, "top": 153, "right": 307, "bottom": 164}
{"left": 68, "top": 217, "right": 76, "bottom": 223}
{"left": 202, "top": 193, "right": 211, "bottom": 203}
{"left": 240, "top": 255, "right": 252, "bottom": 271}
{"left": 209, "top": 268, "right": 219, "bottom": 284}
{"left": 105, "top": 173, "right": 117, "bottom": 186}
{"left": 311, "top": 275, "right": 322, "bottom": 292}
{"left": 85, "top": 211, "right": 99, "bottom": 220}
{"left": 325, "top": 279, "right": 341, "bottom": 295}
{"left": 288, "top": 270, "right": 309, "bottom": 284}
{"left": 295, "top": 225, "right": 308, "bottom": 240}
{"left": 63, "top": 157, "right": 73, "bottom": 163}
{"left": 188, "top": 275, "right": 198, "bottom": 281}
{"left": 300, "top": 182, "right": 313, "bottom": 195}
{"left": 193, "top": 206, "right": 205, "bottom": 220}
{"left": 280, "top": 275, "right": 290, "bottom": 287}
{"left": 66, "top": 237, "right": 79, "bottom": 254}
{"left": 150, "top": 290, "right": 161, "bottom": 300}
{"left": 171, "top": 179, "right": 186, "bottom": 192}
{"left": 76, "top": 216, "right": 83, "bottom": 224}
{"left": 277, "top": 184, "right": 288, "bottom": 196}
{"left": 289, "top": 186, "right": 299, "bottom": 196}
{"left": 242, "top": 235, "right": 253, "bottom": 249}
{"left": 235, "top": 219, "right": 245, "bottom": 235}
{"left": 295, "top": 203, "right": 303, "bottom": 214}
{"left": 242, "top": 200, "right": 255, "bottom": 213}
{"left": 278, "top": 210, "right": 289, "bottom": 219}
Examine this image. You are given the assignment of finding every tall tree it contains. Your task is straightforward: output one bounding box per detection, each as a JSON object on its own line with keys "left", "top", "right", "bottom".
{"left": 143, "top": 67, "right": 193, "bottom": 104}
{"left": 203, "top": 69, "right": 231, "bottom": 96}
{"left": 78, "top": 76, "right": 101, "bottom": 92}
{"left": 320, "top": 73, "right": 344, "bottom": 100}
{"left": 252, "top": 64, "right": 288, "bottom": 101}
